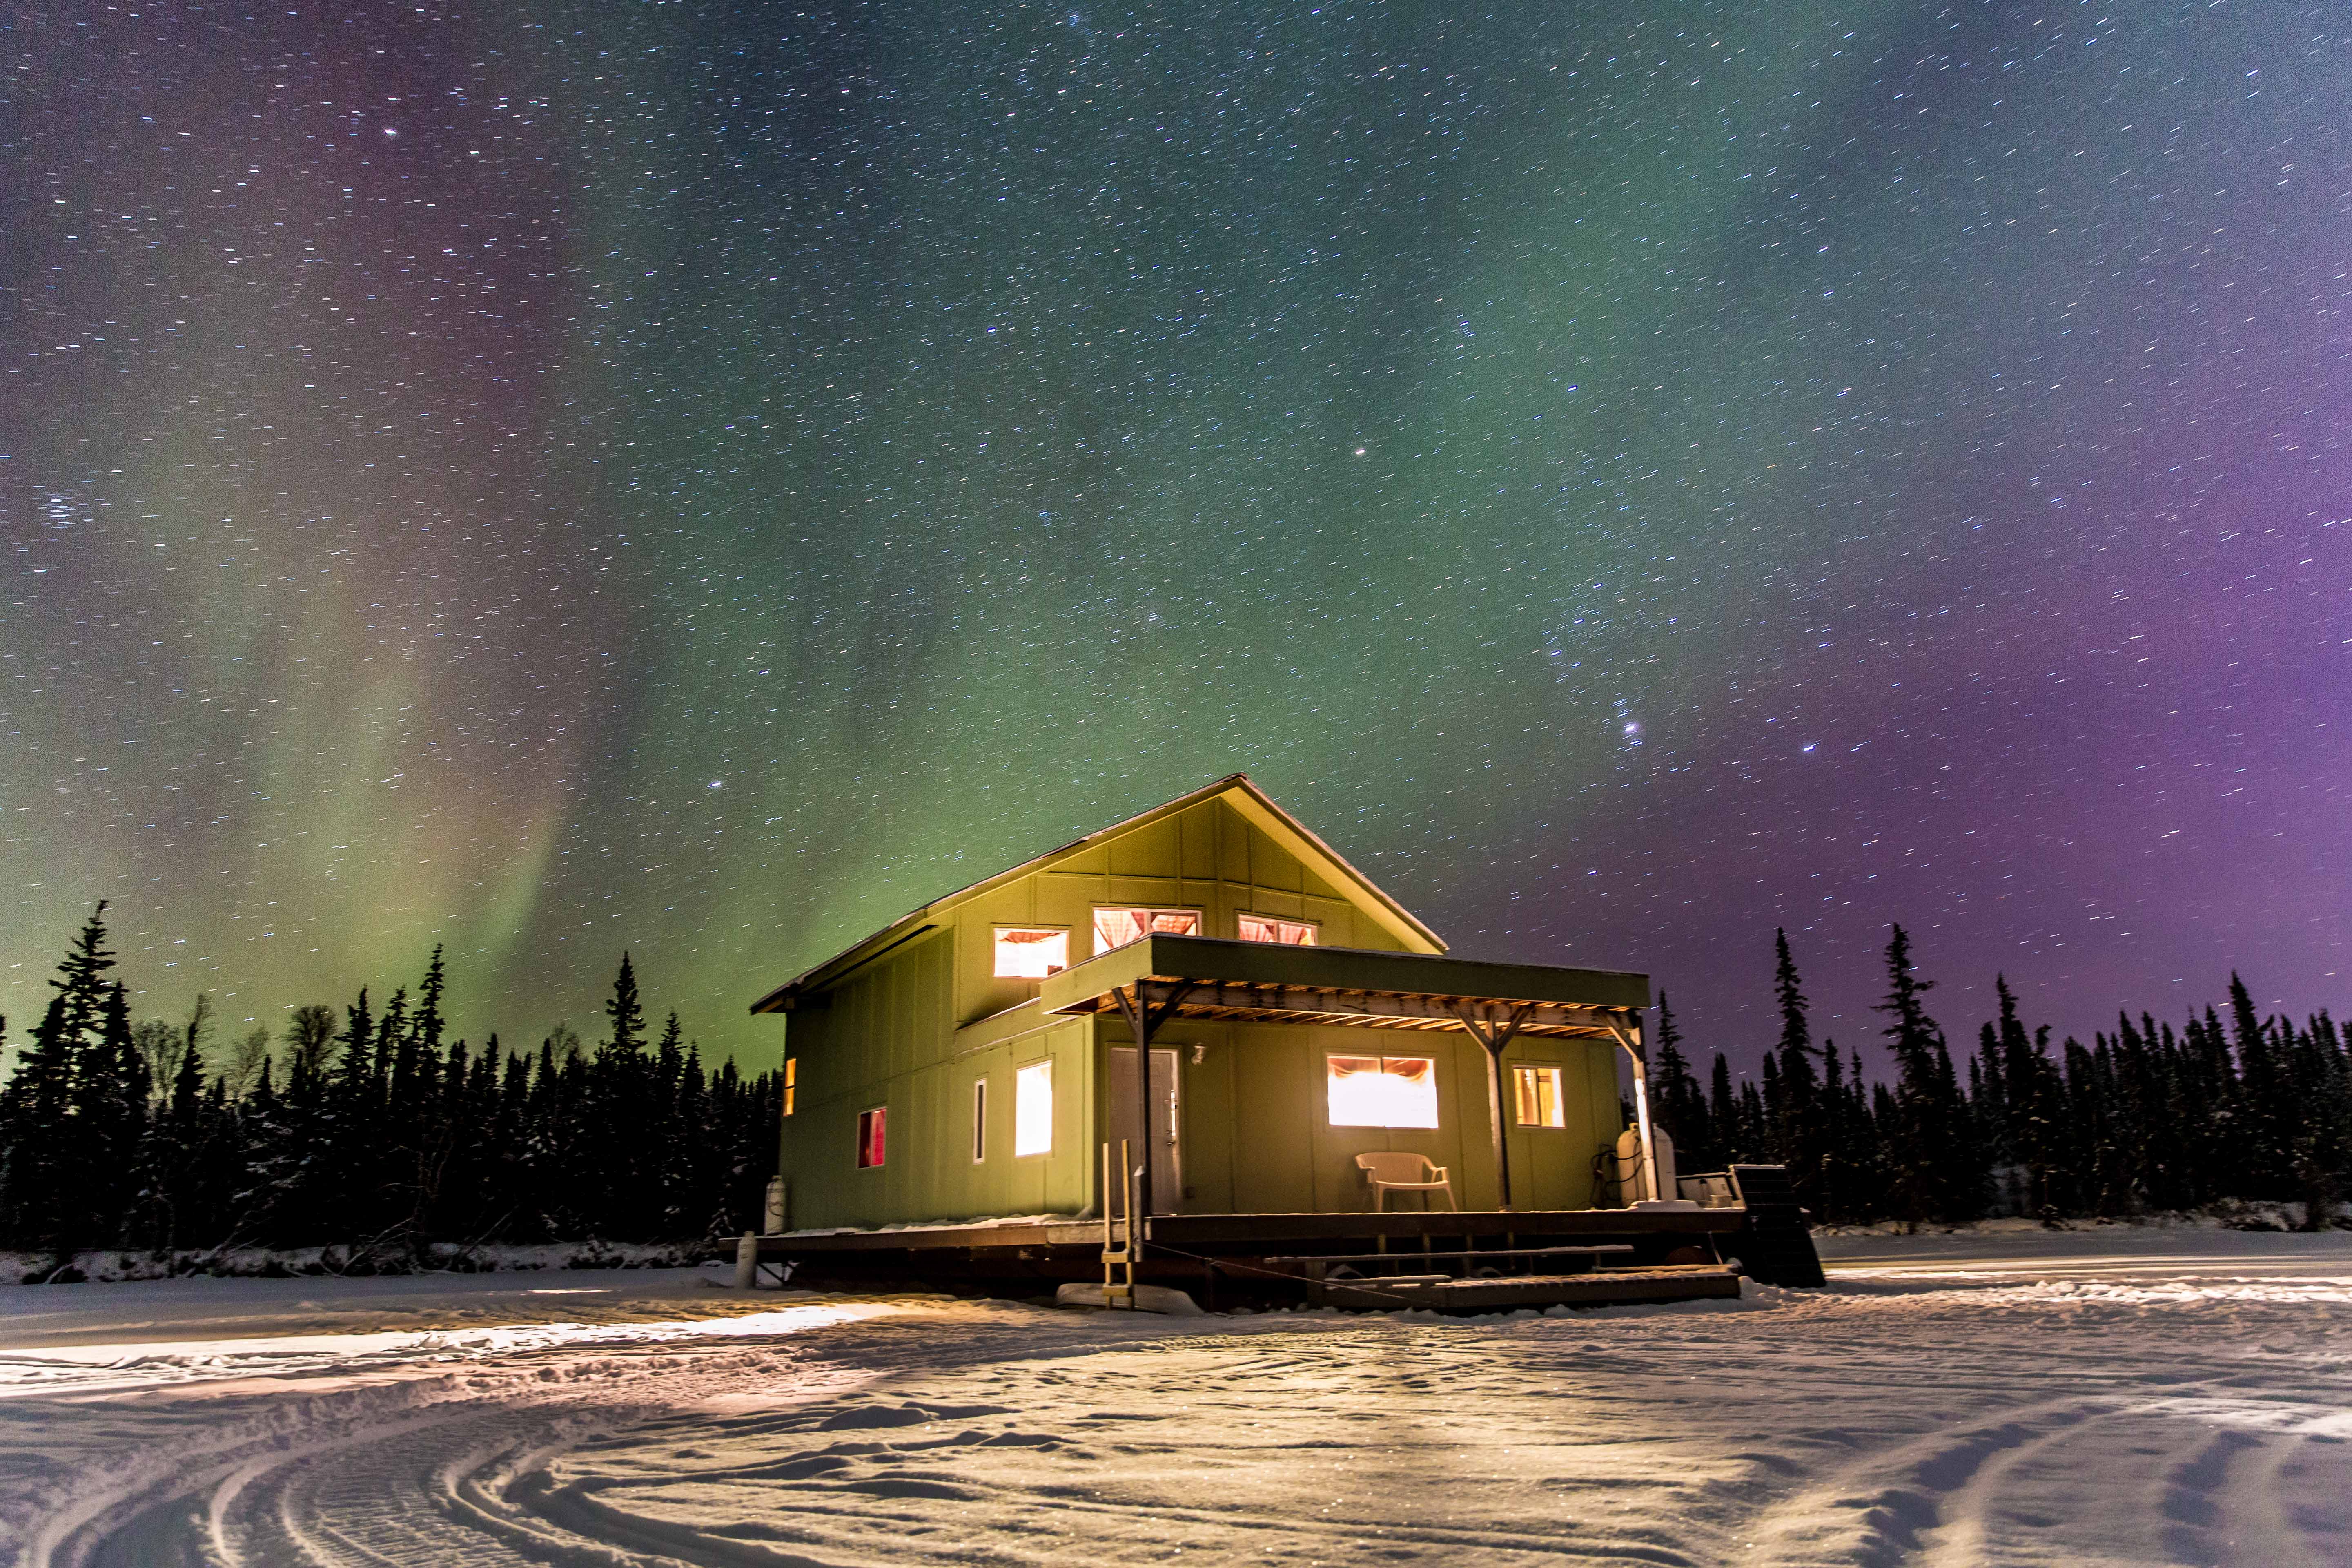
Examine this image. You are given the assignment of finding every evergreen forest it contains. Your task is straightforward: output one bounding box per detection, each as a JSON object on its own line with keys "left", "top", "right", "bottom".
{"left": 0, "top": 906, "right": 781, "bottom": 1268}
{"left": 1650, "top": 927, "right": 2352, "bottom": 1230}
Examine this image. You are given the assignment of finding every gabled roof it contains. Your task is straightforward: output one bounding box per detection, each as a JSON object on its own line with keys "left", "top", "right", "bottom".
{"left": 748, "top": 774, "right": 1445, "bottom": 1014}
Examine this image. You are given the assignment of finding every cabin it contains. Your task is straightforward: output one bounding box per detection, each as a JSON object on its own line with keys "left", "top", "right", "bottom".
{"left": 751, "top": 774, "right": 1673, "bottom": 1227}
{"left": 744, "top": 776, "right": 1823, "bottom": 1307}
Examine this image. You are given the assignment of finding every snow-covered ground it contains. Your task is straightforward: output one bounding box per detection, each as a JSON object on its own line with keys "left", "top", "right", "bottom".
{"left": 3, "top": 1230, "right": 2348, "bottom": 1566}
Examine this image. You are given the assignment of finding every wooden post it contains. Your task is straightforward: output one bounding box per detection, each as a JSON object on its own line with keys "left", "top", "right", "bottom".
{"left": 1109, "top": 979, "right": 1195, "bottom": 1246}
{"left": 1606, "top": 1016, "right": 1660, "bottom": 1203}
{"left": 1479, "top": 1030, "right": 1512, "bottom": 1212}
{"left": 1101, "top": 1140, "right": 1136, "bottom": 1305}
{"left": 1135, "top": 1001, "right": 1154, "bottom": 1225}
{"left": 1449, "top": 1002, "right": 1536, "bottom": 1212}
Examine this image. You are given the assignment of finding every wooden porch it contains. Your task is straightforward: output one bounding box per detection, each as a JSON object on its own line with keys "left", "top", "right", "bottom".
{"left": 738, "top": 1165, "right": 1820, "bottom": 1311}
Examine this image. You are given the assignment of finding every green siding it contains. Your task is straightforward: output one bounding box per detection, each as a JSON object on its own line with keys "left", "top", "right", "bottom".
{"left": 767, "top": 792, "right": 1629, "bottom": 1229}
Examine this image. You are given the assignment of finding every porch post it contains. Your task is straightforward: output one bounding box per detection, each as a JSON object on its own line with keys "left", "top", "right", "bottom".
{"left": 1606, "top": 1016, "right": 1660, "bottom": 1203}
{"left": 1136, "top": 997, "right": 1154, "bottom": 1224}
{"left": 1108, "top": 980, "right": 1195, "bottom": 1241}
{"left": 1479, "top": 1030, "right": 1511, "bottom": 1212}
{"left": 1449, "top": 1002, "right": 1536, "bottom": 1212}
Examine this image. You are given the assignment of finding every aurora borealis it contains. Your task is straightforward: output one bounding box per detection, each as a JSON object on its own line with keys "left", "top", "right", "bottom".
{"left": 5, "top": 3, "right": 2346, "bottom": 1071}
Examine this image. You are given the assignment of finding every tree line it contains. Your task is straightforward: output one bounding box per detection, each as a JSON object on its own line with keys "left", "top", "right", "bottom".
{"left": 0, "top": 904, "right": 781, "bottom": 1264}
{"left": 1649, "top": 925, "right": 2352, "bottom": 1229}
{"left": 5, "top": 905, "right": 2345, "bottom": 1258}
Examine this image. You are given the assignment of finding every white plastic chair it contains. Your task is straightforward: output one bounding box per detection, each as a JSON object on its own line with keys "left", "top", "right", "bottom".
{"left": 1356, "top": 1152, "right": 1456, "bottom": 1212}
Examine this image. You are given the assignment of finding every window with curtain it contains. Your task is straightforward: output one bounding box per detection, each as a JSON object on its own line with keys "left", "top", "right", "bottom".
{"left": 1326, "top": 1054, "right": 1439, "bottom": 1128}
{"left": 1238, "top": 914, "right": 1318, "bottom": 946}
{"left": 993, "top": 927, "right": 1069, "bottom": 978}
{"left": 1091, "top": 906, "right": 1201, "bottom": 953}
{"left": 856, "top": 1107, "right": 886, "bottom": 1169}
{"left": 1014, "top": 1060, "right": 1054, "bottom": 1156}
{"left": 1513, "top": 1064, "right": 1566, "bottom": 1127}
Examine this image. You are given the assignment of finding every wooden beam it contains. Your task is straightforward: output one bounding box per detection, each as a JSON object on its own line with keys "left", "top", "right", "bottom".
{"left": 1062, "top": 982, "right": 1616, "bottom": 1035}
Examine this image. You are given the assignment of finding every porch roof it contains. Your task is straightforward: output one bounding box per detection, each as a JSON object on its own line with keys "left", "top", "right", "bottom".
{"left": 1038, "top": 933, "right": 1648, "bottom": 1038}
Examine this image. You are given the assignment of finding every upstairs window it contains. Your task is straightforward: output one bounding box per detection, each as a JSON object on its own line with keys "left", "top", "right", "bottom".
{"left": 1327, "top": 1054, "right": 1439, "bottom": 1129}
{"left": 856, "top": 1106, "right": 886, "bottom": 1169}
{"left": 993, "top": 927, "right": 1069, "bottom": 979}
{"left": 1513, "top": 1065, "right": 1566, "bottom": 1128}
{"left": 1014, "top": 1060, "right": 1054, "bottom": 1156}
{"left": 1092, "top": 906, "right": 1201, "bottom": 953}
{"left": 1239, "top": 914, "right": 1318, "bottom": 946}
{"left": 783, "top": 1058, "right": 797, "bottom": 1117}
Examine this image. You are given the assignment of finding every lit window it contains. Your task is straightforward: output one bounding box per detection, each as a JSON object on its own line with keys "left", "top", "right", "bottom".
{"left": 993, "top": 927, "right": 1069, "bottom": 979}
{"left": 1014, "top": 1060, "right": 1054, "bottom": 1156}
{"left": 856, "top": 1107, "right": 886, "bottom": 1169}
{"left": 1092, "top": 906, "right": 1201, "bottom": 953}
{"left": 1513, "top": 1065, "right": 1566, "bottom": 1128}
{"left": 971, "top": 1079, "right": 987, "bottom": 1162}
{"left": 1239, "top": 914, "right": 1318, "bottom": 946}
{"left": 783, "top": 1058, "right": 797, "bottom": 1117}
{"left": 1327, "top": 1055, "right": 1438, "bottom": 1129}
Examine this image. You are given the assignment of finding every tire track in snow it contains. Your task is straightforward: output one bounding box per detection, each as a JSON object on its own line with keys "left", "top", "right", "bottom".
{"left": 22, "top": 1327, "right": 929, "bottom": 1567}
{"left": 19, "top": 1311, "right": 1240, "bottom": 1568}
{"left": 1744, "top": 1376, "right": 2352, "bottom": 1567}
{"left": 14, "top": 1273, "right": 2352, "bottom": 1567}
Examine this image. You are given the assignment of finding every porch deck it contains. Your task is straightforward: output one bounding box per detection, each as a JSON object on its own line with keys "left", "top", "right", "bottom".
{"left": 741, "top": 1187, "right": 1812, "bottom": 1310}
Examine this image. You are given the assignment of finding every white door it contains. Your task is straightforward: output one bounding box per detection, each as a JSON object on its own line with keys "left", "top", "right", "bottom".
{"left": 1107, "top": 1047, "right": 1182, "bottom": 1214}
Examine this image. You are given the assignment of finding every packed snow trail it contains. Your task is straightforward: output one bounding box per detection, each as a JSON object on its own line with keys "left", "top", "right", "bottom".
{"left": 4, "top": 1235, "right": 2350, "bottom": 1566}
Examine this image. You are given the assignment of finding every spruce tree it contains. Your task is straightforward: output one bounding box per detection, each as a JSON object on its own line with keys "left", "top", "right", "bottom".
{"left": 1769, "top": 930, "right": 1826, "bottom": 1210}
{"left": 1875, "top": 924, "right": 1947, "bottom": 1226}
{"left": 1817, "top": 1035, "right": 1850, "bottom": 1222}
{"left": 1708, "top": 1054, "right": 1740, "bottom": 1163}
{"left": 0, "top": 904, "right": 119, "bottom": 1247}
{"left": 0, "top": 996, "right": 74, "bottom": 1247}
{"left": 77, "top": 981, "right": 150, "bottom": 1243}
{"left": 1650, "top": 992, "right": 1710, "bottom": 1169}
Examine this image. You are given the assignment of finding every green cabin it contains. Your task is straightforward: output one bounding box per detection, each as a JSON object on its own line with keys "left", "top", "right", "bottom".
{"left": 751, "top": 776, "right": 1657, "bottom": 1233}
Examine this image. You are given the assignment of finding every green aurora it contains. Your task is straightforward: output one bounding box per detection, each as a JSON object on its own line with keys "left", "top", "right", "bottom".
{"left": 7, "top": 3, "right": 2347, "bottom": 1069}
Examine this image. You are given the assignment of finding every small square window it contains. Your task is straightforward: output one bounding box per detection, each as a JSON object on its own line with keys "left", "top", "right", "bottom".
{"left": 1093, "top": 906, "right": 1201, "bottom": 953}
{"left": 993, "top": 927, "right": 1069, "bottom": 979}
{"left": 1513, "top": 1065, "right": 1566, "bottom": 1128}
{"left": 1327, "top": 1054, "right": 1438, "bottom": 1129}
{"left": 1239, "top": 914, "right": 1318, "bottom": 946}
{"left": 856, "top": 1106, "right": 886, "bottom": 1169}
{"left": 1014, "top": 1060, "right": 1054, "bottom": 1156}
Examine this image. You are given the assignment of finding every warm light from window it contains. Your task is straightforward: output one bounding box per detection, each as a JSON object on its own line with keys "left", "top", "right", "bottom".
{"left": 1092, "top": 906, "right": 1201, "bottom": 952}
{"left": 1239, "top": 914, "right": 1317, "bottom": 946}
{"left": 783, "top": 1058, "right": 797, "bottom": 1117}
{"left": 1014, "top": 1060, "right": 1054, "bottom": 1156}
{"left": 993, "top": 927, "right": 1069, "bottom": 978}
{"left": 856, "top": 1106, "right": 886, "bottom": 1169}
{"left": 1327, "top": 1054, "right": 1438, "bottom": 1128}
{"left": 1513, "top": 1065, "right": 1566, "bottom": 1127}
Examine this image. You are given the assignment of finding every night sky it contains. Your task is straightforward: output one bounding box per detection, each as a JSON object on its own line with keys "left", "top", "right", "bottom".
{"left": 6, "top": 3, "right": 2346, "bottom": 1076}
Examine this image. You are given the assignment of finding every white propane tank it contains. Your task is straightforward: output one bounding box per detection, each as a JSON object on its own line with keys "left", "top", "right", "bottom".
{"left": 762, "top": 1176, "right": 787, "bottom": 1234}
{"left": 1613, "top": 1123, "right": 1677, "bottom": 1203}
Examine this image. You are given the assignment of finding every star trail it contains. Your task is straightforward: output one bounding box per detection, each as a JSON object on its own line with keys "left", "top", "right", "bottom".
{"left": 5, "top": 3, "right": 2346, "bottom": 1069}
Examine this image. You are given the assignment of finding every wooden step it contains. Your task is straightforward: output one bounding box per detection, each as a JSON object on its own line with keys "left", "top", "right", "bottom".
{"left": 1316, "top": 1265, "right": 1741, "bottom": 1314}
